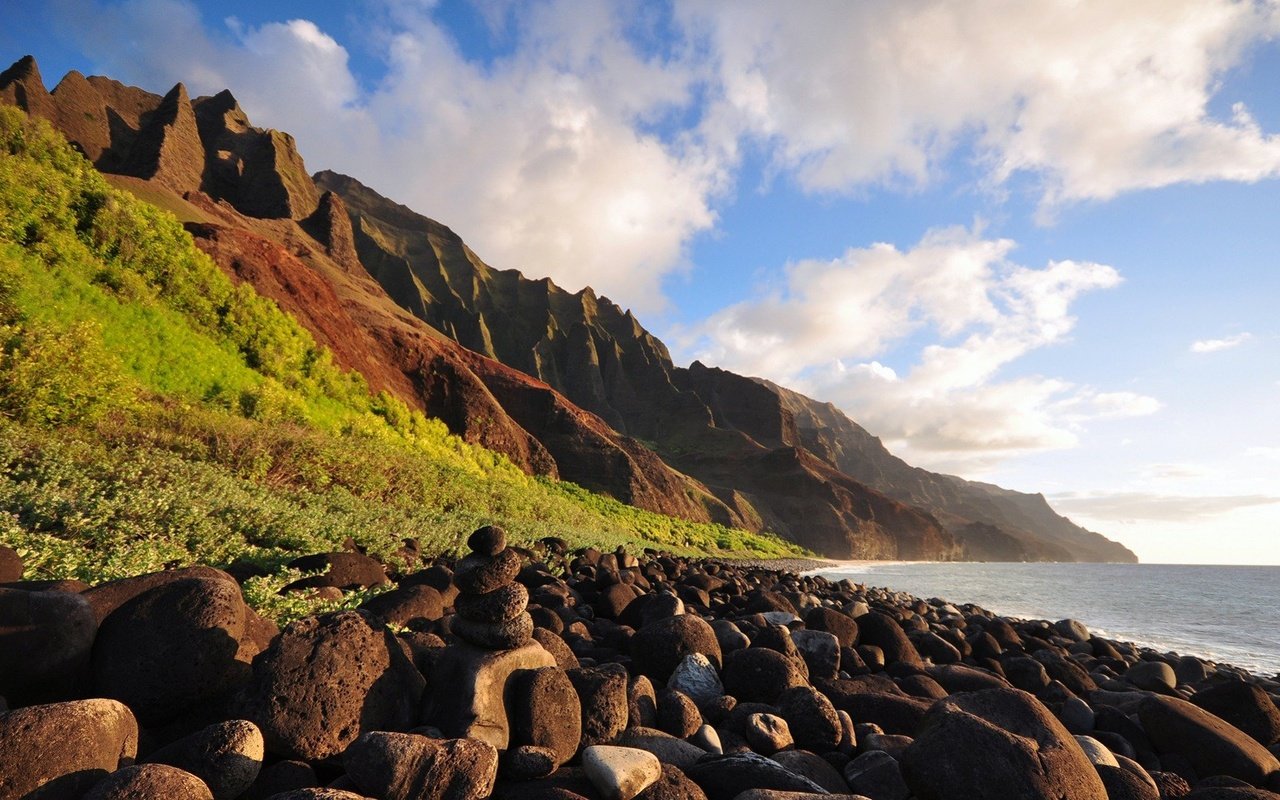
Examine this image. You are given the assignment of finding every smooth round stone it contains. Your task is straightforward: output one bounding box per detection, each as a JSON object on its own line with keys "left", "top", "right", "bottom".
{"left": 456, "top": 582, "right": 529, "bottom": 624}
{"left": 581, "top": 745, "right": 662, "bottom": 800}
{"left": 744, "top": 713, "right": 793, "bottom": 755}
{"left": 454, "top": 550, "right": 522, "bottom": 595}
{"left": 468, "top": 526, "right": 507, "bottom": 557}
{"left": 691, "top": 723, "right": 723, "bottom": 754}
{"left": 1127, "top": 660, "right": 1177, "bottom": 692}
{"left": 452, "top": 612, "right": 534, "bottom": 650}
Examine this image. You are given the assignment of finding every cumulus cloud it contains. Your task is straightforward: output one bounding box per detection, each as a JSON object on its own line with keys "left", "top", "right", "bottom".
{"left": 50, "top": 0, "right": 1280, "bottom": 314}
{"left": 679, "top": 226, "right": 1159, "bottom": 468}
{"left": 679, "top": 0, "right": 1280, "bottom": 211}
{"left": 1190, "top": 332, "right": 1254, "bottom": 353}
{"left": 1050, "top": 491, "right": 1280, "bottom": 522}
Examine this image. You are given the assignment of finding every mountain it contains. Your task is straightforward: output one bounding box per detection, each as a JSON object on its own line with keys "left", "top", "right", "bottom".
{"left": 1, "top": 54, "right": 1136, "bottom": 561}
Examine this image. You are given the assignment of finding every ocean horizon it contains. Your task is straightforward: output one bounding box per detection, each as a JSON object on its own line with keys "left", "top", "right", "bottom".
{"left": 812, "top": 561, "right": 1280, "bottom": 678}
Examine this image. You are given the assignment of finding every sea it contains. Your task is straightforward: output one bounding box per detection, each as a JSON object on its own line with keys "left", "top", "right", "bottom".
{"left": 811, "top": 562, "right": 1280, "bottom": 678}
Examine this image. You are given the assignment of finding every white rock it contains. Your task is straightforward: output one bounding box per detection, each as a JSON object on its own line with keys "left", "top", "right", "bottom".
{"left": 1074, "top": 735, "right": 1119, "bottom": 767}
{"left": 667, "top": 653, "right": 723, "bottom": 705}
{"left": 582, "top": 745, "right": 662, "bottom": 800}
{"left": 760, "top": 611, "right": 799, "bottom": 626}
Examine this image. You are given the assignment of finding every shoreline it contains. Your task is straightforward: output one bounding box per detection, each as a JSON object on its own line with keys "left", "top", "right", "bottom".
{"left": 3, "top": 540, "right": 1280, "bottom": 799}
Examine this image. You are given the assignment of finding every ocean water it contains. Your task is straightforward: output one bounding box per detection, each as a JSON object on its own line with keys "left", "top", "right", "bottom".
{"left": 812, "top": 562, "right": 1280, "bottom": 678}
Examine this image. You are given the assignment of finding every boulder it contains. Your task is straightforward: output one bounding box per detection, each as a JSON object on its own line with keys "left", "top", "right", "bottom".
{"left": 92, "top": 576, "right": 248, "bottom": 724}
{"left": 1191, "top": 682, "right": 1280, "bottom": 747}
{"left": 238, "top": 610, "right": 425, "bottom": 760}
{"left": 582, "top": 745, "right": 662, "bottom": 800}
{"left": 261, "top": 790, "right": 372, "bottom": 800}
{"left": 242, "top": 759, "right": 317, "bottom": 800}
{"left": 901, "top": 687, "right": 1107, "bottom": 800}
{"left": 424, "top": 640, "right": 556, "bottom": 750}
{"left": 854, "top": 612, "right": 923, "bottom": 668}
{"left": 344, "top": 732, "right": 498, "bottom": 800}
{"left": 81, "top": 567, "right": 237, "bottom": 624}
{"left": 501, "top": 745, "right": 558, "bottom": 781}
{"left": 569, "top": 663, "right": 631, "bottom": 749}
{"left": 0, "top": 546, "right": 21, "bottom": 582}
{"left": 284, "top": 552, "right": 388, "bottom": 591}
{"left": 511, "top": 666, "right": 583, "bottom": 767}
{"left": 144, "top": 719, "right": 264, "bottom": 800}
{"left": 0, "top": 586, "right": 96, "bottom": 705}
{"left": 454, "top": 550, "right": 522, "bottom": 595}
{"left": 685, "top": 752, "right": 827, "bottom": 800}
{"left": 628, "top": 674, "right": 659, "bottom": 729}
{"left": 804, "top": 607, "right": 858, "bottom": 649}
{"left": 359, "top": 585, "right": 445, "bottom": 626}
{"left": 631, "top": 615, "right": 723, "bottom": 682}
{"left": 1127, "top": 660, "right": 1177, "bottom": 692}
{"left": 0, "top": 698, "right": 138, "bottom": 800}
{"left": 1096, "top": 764, "right": 1160, "bottom": 800}
{"left": 656, "top": 689, "right": 702, "bottom": 739}
{"left": 768, "top": 750, "right": 848, "bottom": 793}
{"left": 1138, "top": 694, "right": 1280, "bottom": 787}
{"left": 83, "top": 764, "right": 213, "bottom": 800}
{"left": 776, "top": 686, "right": 841, "bottom": 753}
{"left": 843, "top": 749, "right": 909, "bottom": 800}
{"left": 722, "top": 648, "right": 807, "bottom": 704}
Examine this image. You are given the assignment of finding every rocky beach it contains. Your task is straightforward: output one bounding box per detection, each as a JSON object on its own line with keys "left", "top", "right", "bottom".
{"left": 2, "top": 530, "right": 1279, "bottom": 800}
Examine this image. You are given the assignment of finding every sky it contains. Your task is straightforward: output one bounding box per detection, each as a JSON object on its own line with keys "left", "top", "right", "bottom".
{"left": 5, "top": 0, "right": 1279, "bottom": 564}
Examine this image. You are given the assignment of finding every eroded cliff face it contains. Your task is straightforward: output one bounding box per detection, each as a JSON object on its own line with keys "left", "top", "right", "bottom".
{"left": 315, "top": 169, "right": 1132, "bottom": 563}
{"left": 1, "top": 55, "right": 1136, "bottom": 560}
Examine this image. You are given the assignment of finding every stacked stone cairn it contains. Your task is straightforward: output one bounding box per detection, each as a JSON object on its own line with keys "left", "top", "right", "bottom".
{"left": 451, "top": 525, "right": 533, "bottom": 650}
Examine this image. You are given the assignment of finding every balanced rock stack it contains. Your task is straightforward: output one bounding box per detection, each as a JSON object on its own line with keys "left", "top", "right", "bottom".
{"left": 451, "top": 526, "right": 533, "bottom": 650}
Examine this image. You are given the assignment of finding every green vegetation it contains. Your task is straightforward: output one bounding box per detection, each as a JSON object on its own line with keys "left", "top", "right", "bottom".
{"left": 0, "top": 106, "right": 805, "bottom": 608}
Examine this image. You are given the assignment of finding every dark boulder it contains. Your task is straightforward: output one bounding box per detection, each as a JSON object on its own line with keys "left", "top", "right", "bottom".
{"left": 1191, "top": 682, "right": 1280, "bottom": 747}
{"left": 1138, "top": 694, "right": 1280, "bottom": 788}
{"left": 0, "top": 586, "right": 96, "bottom": 705}
{"left": 685, "top": 752, "right": 826, "bottom": 800}
{"left": 775, "top": 686, "right": 841, "bottom": 753}
{"left": 284, "top": 552, "right": 388, "bottom": 591}
{"left": 901, "top": 687, "right": 1107, "bottom": 800}
{"left": 722, "top": 648, "right": 807, "bottom": 704}
{"left": 358, "top": 584, "right": 445, "bottom": 626}
{"left": 512, "top": 666, "right": 583, "bottom": 767}
{"left": 237, "top": 610, "right": 425, "bottom": 760}
{"left": 143, "top": 719, "right": 264, "bottom": 800}
{"left": 92, "top": 576, "right": 248, "bottom": 724}
{"left": 568, "top": 662, "right": 630, "bottom": 749}
{"left": 855, "top": 612, "right": 923, "bottom": 668}
{"left": 631, "top": 615, "right": 723, "bottom": 682}
{"left": 804, "top": 607, "right": 859, "bottom": 649}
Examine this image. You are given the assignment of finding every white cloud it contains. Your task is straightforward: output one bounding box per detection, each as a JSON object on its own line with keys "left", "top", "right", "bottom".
{"left": 1190, "top": 332, "right": 1253, "bottom": 353}
{"left": 1050, "top": 491, "right": 1280, "bottom": 522}
{"left": 52, "top": 0, "right": 1280, "bottom": 315}
{"left": 679, "top": 0, "right": 1280, "bottom": 212}
{"left": 679, "top": 225, "right": 1159, "bottom": 468}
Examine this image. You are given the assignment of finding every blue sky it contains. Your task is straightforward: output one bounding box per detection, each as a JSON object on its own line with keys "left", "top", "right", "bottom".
{"left": 6, "top": 0, "right": 1280, "bottom": 563}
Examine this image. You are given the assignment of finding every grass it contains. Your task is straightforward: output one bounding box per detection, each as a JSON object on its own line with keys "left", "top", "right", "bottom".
{"left": 0, "top": 106, "right": 806, "bottom": 619}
